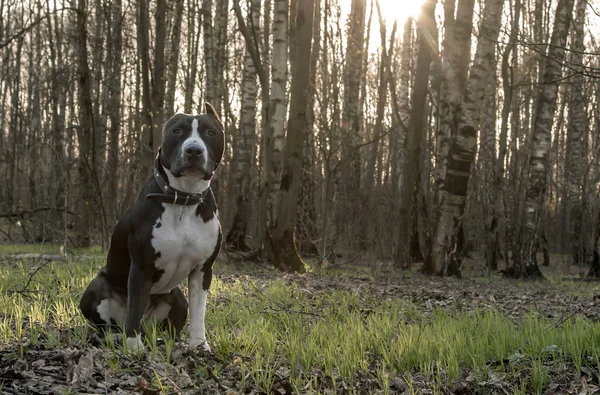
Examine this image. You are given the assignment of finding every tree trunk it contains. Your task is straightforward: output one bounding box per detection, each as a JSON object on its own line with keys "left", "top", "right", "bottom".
{"left": 75, "top": 0, "right": 94, "bottom": 248}
{"left": 591, "top": 209, "right": 600, "bottom": 277}
{"left": 151, "top": 0, "right": 167, "bottom": 165}
{"left": 565, "top": 0, "right": 587, "bottom": 266}
{"left": 395, "top": 0, "right": 436, "bottom": 267}
{"left": 46, "top": 0, "right": 67, "bottom": 218}
{"left": 165, "top": 0, "right": 185, "bottom": 115}
{"left": 434, "top": 0, "right": 475, "bottom": 203}
{"left": 338, "top": 0, "right": 366, "bottom": 246}
{"left": 481, "top": 73, "right": 497, "bottom": 270}
{"left": 425, "top": 0, "right": 504, "bottom": 276}
{"left": 184, "top": 0, "right": 201, "bottom": 113}
{"left": 488, "top": 0, "right": 520, "bottom": 271}
{"left": 257, "top": 0, "right": 272, "bottom": 253}
{"left": 137, "top": 0, "right": 154, "bottom": 170}
{"left": 365, "top": 0, "right": 387, "bottom": 192}
{"left": 269, "top": 0, "right": 315, "bottom": 273}
{"left": 508, "top": 0, "right": 574, "bottom": 279}
{"left": 202, "top": 0, "right": 216, "bottom": 106}
{"left": 106, "top": 0, "right": 123, "bottom": 222}
{"left": 214, "top": 0, "right": 229, "bottom": 114}
{"left": 267, "top": 0, "right": 289, "bottom": 231}
{"left": 391, "top": 16, "right": 411, "bottom": 195}
{"left": 297, "top": 0, "right": 321, "bottom": 255}
{"left": 226, "top": 0, "right": 261, "bottom": 251}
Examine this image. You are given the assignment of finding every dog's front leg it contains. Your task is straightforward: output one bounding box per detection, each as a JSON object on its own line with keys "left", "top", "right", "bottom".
{"left": 188, "top": 265, "right": 211, "bottom": 351}
{"left": 124, "top": 263, "right": 152, "bottom": 353}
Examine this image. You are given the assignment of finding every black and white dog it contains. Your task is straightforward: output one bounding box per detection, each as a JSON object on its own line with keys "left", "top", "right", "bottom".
{"left": 80, "top": 104, "right": 224, "bottom": 353}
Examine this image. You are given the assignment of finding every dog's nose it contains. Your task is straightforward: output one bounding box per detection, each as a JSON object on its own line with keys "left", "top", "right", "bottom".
{"left": 185, "top": 146, "right": 204, "bottom": 157}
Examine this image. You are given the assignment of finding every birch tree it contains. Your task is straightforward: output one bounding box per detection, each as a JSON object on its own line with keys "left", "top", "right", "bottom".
{"left": 184, "top": 0, "right": 201, "bottom": 113}
{"left": 390, "top": 16, "right": 411, "bottom": 196}
{"left": 106, "top": 0, "right": 123, "bottom": 222}
{"left": 509, "top": 0, "right": 574, "bottom": 279}
{"left": 425, "top": 0, "right": 504, "bottom": 276}
{"left": 339, "top": 0, "right": 366, "bottom": 240}
{"left": 565, "top": 0, "right": 587, "bottom": 265}
{"left": 227, "top": 0, "right": 261, "bottom": 251}
{"left": 434, "top": 0, "right": 474, "bottom": 202}
{"left": 267, "top": 0, "right": 289, "bottom": 228}
{"left": 74, "top": 0, "right": 94, "bottom": 247}
{"left": 395, "top": 0, "right": 436, "bottom": 267}
{"left": 269, "top": 0, "right": 315, "bottom": 273}
{"left": 165, "top": 0, "right": 185, "bottom": 115}
{"left": 487, "top": 0, "right": 520, "bottom": 271}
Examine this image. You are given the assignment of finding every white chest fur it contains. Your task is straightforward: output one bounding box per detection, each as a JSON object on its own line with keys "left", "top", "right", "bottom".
{"left": 150, "top": 204, "right": 219, "bottom": 294}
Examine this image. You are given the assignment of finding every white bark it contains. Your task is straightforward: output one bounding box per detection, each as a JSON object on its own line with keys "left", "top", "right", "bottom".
{"left": 268, "top": 0, "right": 289, "bottom": 226}
{"left": 227, "top": 0, "right": 261, "bottom": 249}
{"left": 203, "top": 0, "right": 216, "bottom": 106}
{"left": 434, "top": 0, "right": 474, "bottom": 201}
{"left": 565, "top": 0, "right": 587, "bottom": 264}
{"left": 514, "top": 0, "right": 574, "bottom": 275}
{"left": 427, "top": 0, "right": 504, "bottom": 275}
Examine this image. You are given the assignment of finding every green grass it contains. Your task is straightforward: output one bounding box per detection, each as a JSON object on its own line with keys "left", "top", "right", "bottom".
{"left": 0, "top": 247, "right": 599, "bottom": 393}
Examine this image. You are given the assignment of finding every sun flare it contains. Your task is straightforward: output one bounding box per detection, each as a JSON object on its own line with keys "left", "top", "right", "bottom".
{"left": 340, "top": 0, "right": 427, "bottom": 52}
{"left": 377, "top": 0, "right": 425, "bottom": 23}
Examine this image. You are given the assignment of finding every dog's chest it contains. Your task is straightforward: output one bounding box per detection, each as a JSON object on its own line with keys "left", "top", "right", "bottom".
{"left": 150, "top": 204, "right": 219, "bottom": 294}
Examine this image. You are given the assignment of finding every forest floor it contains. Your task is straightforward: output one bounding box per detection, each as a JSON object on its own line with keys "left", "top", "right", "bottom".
{"left": 0, "top": 244, "right": 599, "bottom": 394}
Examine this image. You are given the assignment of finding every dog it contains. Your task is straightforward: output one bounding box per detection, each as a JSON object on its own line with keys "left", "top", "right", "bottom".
{"left": 80, "top": 103, "right": 224, "bottom": 353}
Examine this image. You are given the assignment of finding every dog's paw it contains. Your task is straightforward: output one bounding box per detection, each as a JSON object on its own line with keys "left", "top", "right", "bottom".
{"left": 125, "top": 334, "right": 146, "bottom": 354}
{"left": 189, "top": 337, "right": 211, "bottom": 352}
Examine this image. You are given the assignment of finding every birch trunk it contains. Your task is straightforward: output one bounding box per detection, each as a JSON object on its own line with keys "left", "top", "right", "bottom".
{"left": 339, "top": 0, "right": 366, "bottom": 240}
{"left": 46, "top": 0, "right": 67, "bottom": 212}
{"left": 481, "top": 73, "right": 497, "bottom": 269}
{"left": 226, "top": 0, "right": 261, "bottom": 251}
{"left": 214, "top": 0, "right": 229, "bottom": 114}
{"left": 565, "top": 0, "right": 587, "bottom": 265}
{"left": 509, "top": 0, "right": 574, "bottom": 279}
{"left": 395, "top": 0, "right": 436, "bottom": 267}
{"left": 184, "top": 1, "right": 200, "bottom": 113}
{"left": 298, "top": 0, "right": 321, "bottom": 255}
{"left": 267, "top": 0, "right": 289, "bottom": 228}
{"left": 75, "top": 0, "right": 94, "bottom": 247}
{"left": 151, "top": 0, "right": 167, "bottom": 164}
{"left": 269, "top": 0, "right": 315, "bottom": 273}
{"left": 425, "top": 0, "right": 504, "bottom": 276}
{"left": 591, "top": 80, "right": 600, "bottom": 278}
{"left": 365, "top": 0, "right": 386, "bottom": 193}
{"left": 202, "top": 0, "right": 216, "bottom": 106}
{"left": 138, "top": 0, "right": 154, "bottom": 169}
{"left": 390, "top": 17, "right": 411, "bottom": 195}
{"left": 488, "top": 0, "right": 520, "bottom": 271}
{"left": 165, "top": 0, "right": 185, "bottom": 115}
{"left": 434, "top": 0, "right": 474, "bottom": 201}
{"left": 106, "top": 0, "right": 122, "bottom": 222}
{"left": 257, "top": 0, "right": 272, "bottom": 252}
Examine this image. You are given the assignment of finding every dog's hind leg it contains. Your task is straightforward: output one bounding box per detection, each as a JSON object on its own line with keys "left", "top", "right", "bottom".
{"left": 147, "top": 287, "right": 188, "bottom": 336}
{"left": 80, "top": 268, "right": 126, "bottom": 331}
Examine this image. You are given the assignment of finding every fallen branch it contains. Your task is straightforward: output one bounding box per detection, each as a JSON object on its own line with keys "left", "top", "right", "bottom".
{"left": 0, "top": 207, "right": 76, "bottom": 218}
{"left": 5, "top": 259, "right": 52, "bottom": 296}
{"left": 5, "top": 254, "right": 97, "bottom": 261}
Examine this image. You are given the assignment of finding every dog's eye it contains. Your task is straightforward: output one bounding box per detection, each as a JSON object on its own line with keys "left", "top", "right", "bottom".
{"left": 172, "top": 128, "right": 182, "bottom": 135}
{"left": 207, "top": 130, "right": 216, "bottom": 137}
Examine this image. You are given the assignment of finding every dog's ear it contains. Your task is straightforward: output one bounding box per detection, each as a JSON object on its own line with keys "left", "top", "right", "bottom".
{"left": 205, "top": 102, "right": 223, "bottom": 127}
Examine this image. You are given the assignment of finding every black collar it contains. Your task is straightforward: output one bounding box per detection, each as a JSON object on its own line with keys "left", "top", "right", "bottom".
{"left": 146, "top": 155, "right": 209, "bottom": 206}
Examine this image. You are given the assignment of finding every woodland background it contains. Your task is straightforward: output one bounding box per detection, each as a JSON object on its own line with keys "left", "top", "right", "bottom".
{"left": 1, "top": 0, "right": 599, "bottom": 278}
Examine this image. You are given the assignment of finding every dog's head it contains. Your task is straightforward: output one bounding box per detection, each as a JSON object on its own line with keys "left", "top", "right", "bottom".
{"left": 159, "top": 103, "right": 225, "bottom": 183}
